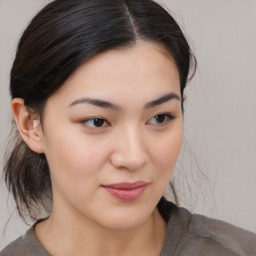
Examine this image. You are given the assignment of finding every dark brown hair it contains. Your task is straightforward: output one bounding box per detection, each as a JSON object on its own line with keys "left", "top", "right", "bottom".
{"left": 4, "top": 0, "right": 196, "bottom": 221}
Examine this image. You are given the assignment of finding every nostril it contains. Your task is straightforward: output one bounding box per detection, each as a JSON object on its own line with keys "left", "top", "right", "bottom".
{"left": 109, "top": 129, "right": 149, "bottom": 170}
{"left": 110, "top": 147, "right": 149, "bottom": 171}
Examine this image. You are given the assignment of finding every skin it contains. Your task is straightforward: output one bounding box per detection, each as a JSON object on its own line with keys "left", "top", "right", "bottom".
{"left": 12, "top": 41, "right": 183, "bottom": 256}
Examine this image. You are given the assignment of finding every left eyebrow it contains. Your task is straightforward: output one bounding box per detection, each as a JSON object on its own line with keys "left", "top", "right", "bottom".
{"left": 144, "top": 92, "right": 181, "bottom": 108}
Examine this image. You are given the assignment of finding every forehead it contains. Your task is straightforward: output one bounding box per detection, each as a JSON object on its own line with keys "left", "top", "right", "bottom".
{"left": 50, "top": 41, "right": 180, "bottom": 105}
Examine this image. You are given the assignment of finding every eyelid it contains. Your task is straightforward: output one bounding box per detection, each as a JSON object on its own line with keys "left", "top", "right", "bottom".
{"left": 146, "top": 112, "right": 176, "bottom": 126}
{"left": 80, "top": 117, "right": 110, "bottom": 129}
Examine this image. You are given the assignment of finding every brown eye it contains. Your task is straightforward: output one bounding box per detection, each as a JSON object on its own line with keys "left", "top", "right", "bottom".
{"left": 147, "top": 113, "right": 175, "bottom": 126}
{"left": 82, "top": 118, "right": 109, "bottom": 128}
{"left": 154, "top": 114, "right": 166, "bottom": 124}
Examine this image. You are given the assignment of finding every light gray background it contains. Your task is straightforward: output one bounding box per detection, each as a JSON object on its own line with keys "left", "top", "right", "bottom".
{"left": 1, "top": 0, "right": 256, "bottom": 250}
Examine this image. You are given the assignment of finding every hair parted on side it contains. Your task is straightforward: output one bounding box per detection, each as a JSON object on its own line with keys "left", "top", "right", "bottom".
{"left": 4, "top": 0, "right": 197, "bottom": 222}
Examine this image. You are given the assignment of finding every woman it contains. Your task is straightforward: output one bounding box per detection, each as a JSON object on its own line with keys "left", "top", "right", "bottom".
{"left": 1, "top": 0, "right": 256, "bottom": 255}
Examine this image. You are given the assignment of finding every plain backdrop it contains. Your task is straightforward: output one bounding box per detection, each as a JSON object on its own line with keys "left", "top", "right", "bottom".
{"left": 1, "top": 0, "right": 256, "bottom": 250}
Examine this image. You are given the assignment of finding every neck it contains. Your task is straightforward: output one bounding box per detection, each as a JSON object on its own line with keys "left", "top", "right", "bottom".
{"left": 35, "top": 207, "right": 167, "bottom": 256}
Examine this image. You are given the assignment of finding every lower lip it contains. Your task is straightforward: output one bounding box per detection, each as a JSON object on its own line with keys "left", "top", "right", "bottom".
{"left": 102, "top": 185, "right": 148, "bottom": 201}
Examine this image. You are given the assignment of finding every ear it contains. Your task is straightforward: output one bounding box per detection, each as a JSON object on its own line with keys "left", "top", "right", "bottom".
{"left": 11, "top": 98, "right": 44, "bottom": 153}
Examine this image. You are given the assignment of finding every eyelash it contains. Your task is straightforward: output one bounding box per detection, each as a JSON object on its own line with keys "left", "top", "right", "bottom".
{"left": 81, "top": 117, "right": 110, "bottom": 129}
{"left": 147, "top": 113, "right": 175, "bottom": 126}
{"left": 80, "top": 113, "right": 175, "bottom": 129}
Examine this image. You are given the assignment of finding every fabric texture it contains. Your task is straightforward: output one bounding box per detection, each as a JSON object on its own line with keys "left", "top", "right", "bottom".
{"left": 1, "top": 202, "right": 256, "bottom": 256}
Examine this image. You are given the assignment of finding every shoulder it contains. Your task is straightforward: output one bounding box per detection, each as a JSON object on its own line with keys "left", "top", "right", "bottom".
{"left": 163, "top": 205, "right": 256, "bottom": 256}
{"left": 187, "top": 212, "right": 256, "bottom": 255}
{"left": 0, "top": 227, "right": 51, "bottom": 256}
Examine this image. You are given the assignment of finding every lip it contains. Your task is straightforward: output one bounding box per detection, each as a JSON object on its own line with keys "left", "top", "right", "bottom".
{"left": 102, "top": 181, "right": 149, "bottom": 201}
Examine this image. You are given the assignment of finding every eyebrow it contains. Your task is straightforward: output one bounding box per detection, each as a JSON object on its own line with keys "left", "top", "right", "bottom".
{"left": 69, "top": 92, "right": 180, "bottom": 110}
{"left": 69, "top": 98, "right": 121, "bottom": 110}
{"left": 144, "top": 92, "right": 181, "bottom": 108}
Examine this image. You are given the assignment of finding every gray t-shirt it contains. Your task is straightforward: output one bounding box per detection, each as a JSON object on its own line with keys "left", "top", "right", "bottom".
{"left": 1, "top": 203, "right": 256, "bottom": 256}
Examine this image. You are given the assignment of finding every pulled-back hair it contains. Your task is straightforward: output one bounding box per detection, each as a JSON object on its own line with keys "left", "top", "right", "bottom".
{"left": 4, "top": 0, "right": 196, "bottom": 221}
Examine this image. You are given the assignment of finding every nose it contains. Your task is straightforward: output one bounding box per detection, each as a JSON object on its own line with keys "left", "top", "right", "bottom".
{"left": 110, "top": 127, "right": 149, "bottom": 171}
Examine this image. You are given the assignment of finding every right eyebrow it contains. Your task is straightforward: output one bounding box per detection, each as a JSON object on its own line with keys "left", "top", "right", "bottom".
{"left": 69, "top": 98, "right": 121, "bottom": 111}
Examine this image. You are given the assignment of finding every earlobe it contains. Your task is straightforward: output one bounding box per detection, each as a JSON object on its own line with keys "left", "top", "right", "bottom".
{"left": 11, "top": 98, "right": 44, "bottom": 153}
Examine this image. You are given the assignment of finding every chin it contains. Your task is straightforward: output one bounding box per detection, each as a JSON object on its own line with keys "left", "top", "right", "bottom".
{"left": 95, "top": 207, "right": 154, "bottom": 231}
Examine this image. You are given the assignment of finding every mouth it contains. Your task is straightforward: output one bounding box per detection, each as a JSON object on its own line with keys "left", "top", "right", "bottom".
{"left": 101, "top": 181, "right": 149, "bottom": 201}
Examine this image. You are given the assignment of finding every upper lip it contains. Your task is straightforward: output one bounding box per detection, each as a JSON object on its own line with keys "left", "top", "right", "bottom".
{"left": 102, "top": 181, "right": 149, "bottom": 190}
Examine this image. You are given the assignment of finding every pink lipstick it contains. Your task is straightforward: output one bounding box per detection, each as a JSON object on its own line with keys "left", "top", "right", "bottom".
{"left": 102, "top": 181, "right": 148, "bottom": 201}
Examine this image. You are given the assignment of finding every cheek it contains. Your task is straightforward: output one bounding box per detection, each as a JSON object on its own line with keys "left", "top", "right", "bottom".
{"left": 148, "top": 129, "right": 183, "bottom": 197}
{"left": 43, "top": 134, "right": 105, "bottom": 208}
{"left": 43, "top": 126, "right": 106, "bottom": 190}
{"left": 153, "top": 125, "right": 183, "bottom": 171}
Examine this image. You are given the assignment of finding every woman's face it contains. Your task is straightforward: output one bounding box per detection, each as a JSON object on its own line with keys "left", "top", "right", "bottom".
{"left": 40, "top": 42, "right": 183, "bottom": 230}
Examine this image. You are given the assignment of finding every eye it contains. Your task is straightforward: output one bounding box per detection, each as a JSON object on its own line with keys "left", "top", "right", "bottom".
{"left": 81, "top": 118, "right": 110, "bottom": 128}
{"left": 147, "top": 113, "right": 175, "bottom": 126}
